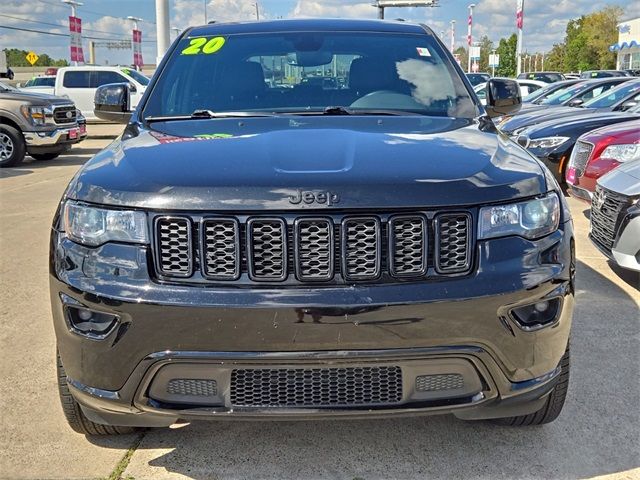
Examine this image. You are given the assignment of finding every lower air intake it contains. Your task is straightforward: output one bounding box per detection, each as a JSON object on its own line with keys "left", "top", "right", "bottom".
{"left": 230, "top": 366, "right": 403, "bottom": 407}
{"left": 415, "top": 374, "right": 464, "bottom": 392}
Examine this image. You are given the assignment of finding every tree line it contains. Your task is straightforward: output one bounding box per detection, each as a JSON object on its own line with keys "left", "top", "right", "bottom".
{"left": 3, "top": 48, "right": 69, "bottom": 67}
{"left": 455, "top": 6, "right": 622, "bottom": 77}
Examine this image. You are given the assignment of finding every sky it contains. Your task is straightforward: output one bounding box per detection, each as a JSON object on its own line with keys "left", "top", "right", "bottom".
{"left": 1, "top": 0, "right": 639, "bottom": 66}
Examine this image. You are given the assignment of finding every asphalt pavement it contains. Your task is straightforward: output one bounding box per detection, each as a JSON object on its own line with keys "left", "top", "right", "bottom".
{"left": 0, "top": 129, "right": 638, "bottom": 480}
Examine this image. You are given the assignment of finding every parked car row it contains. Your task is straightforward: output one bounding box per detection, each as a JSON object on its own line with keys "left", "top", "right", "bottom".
{"left": 493, "top": 76, "right": 640, "bottom": 273}
{"left": 0, "top": 81, "right": 87, "bottom": 167}
{"left": 17, "top": 66, "right": 149, "bottom": 121}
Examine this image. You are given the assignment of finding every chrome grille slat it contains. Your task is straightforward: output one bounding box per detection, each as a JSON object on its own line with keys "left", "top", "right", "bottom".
{"left": 389, "top": 216, "right": 427, "bottom": 276}
{"left": 230, "top": 366, "right": 403, "bottom": 407}
{"left": 435, "top": 213, "right": 471, "bottom": 273}
{"left": 590, "top": 186, "right": 630, "bottom": 252}
{"left": 295, "top": 218, "right": 334, "bottom": 281}
{"left": 342, "top": 217, "right": 381, "bottom": 280}
{"left": 201, "top": 218, "right": 240, "bottom": 280}
{"left": 247, "top": 218, "right": 287, "bottom": 281}
{"left": 569, "top": 140, "right": 594, "bottom": 176}
{"left": 155, "top": 217, "right": 192, "bottom": 276}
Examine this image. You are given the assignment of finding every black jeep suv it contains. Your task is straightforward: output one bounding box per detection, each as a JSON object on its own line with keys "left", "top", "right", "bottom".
{"left": 51, "top": 19, "right": 574, "bottom": 435}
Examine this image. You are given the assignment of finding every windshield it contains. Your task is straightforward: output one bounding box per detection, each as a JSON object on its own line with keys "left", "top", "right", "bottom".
{"left": 121, "top": 67, "right": 150, "bottom": 86}
{"left": 27, "top": 77, "right": 55, "bottom": 87}
{"left": 143, "top": 30, "right": 476, "bottom": 119}
{"left": 466, "top": 73, "right": 489, "bottom": 86}
{"left": 541, "top": 82, "right": 591, "bottom": 105}
{"left": 524, "top": 83, "right": 563, "bottom": 102}
{"left": 583, "top": 81, "right": 640, "bottom": 108}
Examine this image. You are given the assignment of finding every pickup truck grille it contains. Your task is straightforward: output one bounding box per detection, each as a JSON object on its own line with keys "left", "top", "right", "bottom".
{"left": 53, "top": 105, "right": 77, "bottom": 124}
{"left": 589, "top": 186, "right": 631, "bottom": 253}
{"left": 153, "top": 211, "right": 474, "bottom": 284}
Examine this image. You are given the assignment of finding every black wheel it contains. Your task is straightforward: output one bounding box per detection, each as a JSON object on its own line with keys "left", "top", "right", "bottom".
{"left": 31, "top": 152, "right": 60, "bottom": 161}
{"left": 57, "top": 351, "right": 138, "bottom": 435}
{"left": 493, "top": 344, "right": 570, "bottom": 426}
{"left": 0, "top": 124, "right": 26, "bottom": 167}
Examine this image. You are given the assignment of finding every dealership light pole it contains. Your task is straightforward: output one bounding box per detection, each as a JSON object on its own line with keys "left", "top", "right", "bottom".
{"left": 450, "top": 20, "right": 456, "bottom": 53}
{"left": 62, "top": 0, "right": 83, "bottom": 66}
{"left": 155, "top": 0, "right": 170, "bottom": 66}
{"left": 516, "top": 0, "right": 524, "bottom": 75}
{"left": 467, "top": 4, "right": 475, "bottom": 74}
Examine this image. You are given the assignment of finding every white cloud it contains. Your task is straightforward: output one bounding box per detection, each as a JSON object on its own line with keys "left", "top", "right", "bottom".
{"left": 291, "top": 0, "right": 376, "bottom": 18}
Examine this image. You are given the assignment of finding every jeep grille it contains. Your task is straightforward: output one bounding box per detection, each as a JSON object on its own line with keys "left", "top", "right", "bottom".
{"left": 153, "top": 211, "right": 474, "bottom": 284}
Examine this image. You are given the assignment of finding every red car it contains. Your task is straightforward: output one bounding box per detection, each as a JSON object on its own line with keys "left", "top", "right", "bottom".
{"left": 44, "top": 67, "right": 59, "bottom": 76}
{"left": 566, "top": 119, "right": 640, "bottom": 203}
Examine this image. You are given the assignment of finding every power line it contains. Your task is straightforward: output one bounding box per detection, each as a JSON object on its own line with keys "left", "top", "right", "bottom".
{"left": 33, "top": 0, "right": 156, "bottom": 25}
{"left": 0, "top": 24, "right": 157, "bottom": 43}
{"left": 0, "top": 13, "right": 130, "bottom": 36}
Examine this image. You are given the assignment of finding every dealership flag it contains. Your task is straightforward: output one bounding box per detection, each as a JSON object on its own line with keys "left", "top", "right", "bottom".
{"left": 467, "top": 14, "right": 472, "bottom": 46}
{"left": 516, "top": 0, "right": 524, "bottom": 29}
{"left": 133, "top": 29, "right": 143, "bottom": 67}
{"left": 68, "top": 16, "right": 84, "bottom": 63}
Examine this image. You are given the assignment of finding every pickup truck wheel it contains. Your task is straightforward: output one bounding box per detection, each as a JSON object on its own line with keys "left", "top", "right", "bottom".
{"left": 57, "top": 351, "right": 138, "bottom": 435}
{"left": 31, "top": 153, "right": 60, "bottom": 161}
{"left": 0, "top": 125, "right": 25, "bottom": 167}
{"left": 492, "top": 344, "right": 570, "bottom": 426}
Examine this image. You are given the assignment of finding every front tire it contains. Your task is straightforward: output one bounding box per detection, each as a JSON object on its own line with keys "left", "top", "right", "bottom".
{"left": 57, "top": 352, "right": 138, "bottom": 435}
{"left": 493, "top": 344, "right": 570, "bottom": 426}
{"left": 0, "top": 125, "right": 26, "bottom": 167}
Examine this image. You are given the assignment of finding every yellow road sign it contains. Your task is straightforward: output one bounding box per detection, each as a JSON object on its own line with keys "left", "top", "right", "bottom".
{"left": 26, "top": 51, "right": 39, "bottom": 66}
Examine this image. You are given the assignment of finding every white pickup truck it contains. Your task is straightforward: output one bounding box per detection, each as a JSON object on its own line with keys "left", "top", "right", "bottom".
{"left": 20, "top": 66, "right": 149, "bottom": 121}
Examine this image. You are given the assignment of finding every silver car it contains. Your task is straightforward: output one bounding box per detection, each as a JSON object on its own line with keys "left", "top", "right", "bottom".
{"left": 590, "top": 158, "right": 640, "bottom": 271}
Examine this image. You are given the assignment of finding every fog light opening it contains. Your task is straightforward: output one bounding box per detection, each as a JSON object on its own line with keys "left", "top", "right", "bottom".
{"left": 66, "top": 306, "right": 118, "bottom": 338}
{"left": 510, "top": 297, "right": 561, "bottom": 330}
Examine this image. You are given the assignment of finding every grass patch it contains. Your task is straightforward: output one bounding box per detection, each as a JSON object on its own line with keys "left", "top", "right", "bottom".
{"left": 105, "top": 431, "right": 145, "bottom": 480}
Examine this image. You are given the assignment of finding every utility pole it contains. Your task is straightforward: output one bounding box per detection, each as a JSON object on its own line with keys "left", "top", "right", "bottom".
{"left": 467, "top": 4, "right": 475, "bottom": 74}
{"left": 62, "top": 0, "right": 83, "bottom": 66}
{"left": 254, "top": 2, "right": 260, "bottom": 20}
{"left": 450, "top": 20, "right": 456, "bottom": 53}
{"left": 155, "top": 0, "right": 170, "bottom": 67}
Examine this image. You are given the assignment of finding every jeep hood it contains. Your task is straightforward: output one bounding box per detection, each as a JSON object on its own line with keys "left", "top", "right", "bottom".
{"left": 68, "top": 116, "right": 547, "bottom": 210}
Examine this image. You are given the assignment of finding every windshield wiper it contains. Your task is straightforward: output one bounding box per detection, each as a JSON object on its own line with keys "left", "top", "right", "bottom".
{"left": 145, "top": 109, "right": 276, "bottom": 122}
{"left": 280, "top": 106, "right": 423, "bottom": 116}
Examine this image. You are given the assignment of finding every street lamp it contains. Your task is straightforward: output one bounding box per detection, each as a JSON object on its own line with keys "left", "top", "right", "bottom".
{"left": 62, "top": 0, "right": 83, "bottom": 66}
{"left": 467, "top": 4, "right": 475, "bottom": 74}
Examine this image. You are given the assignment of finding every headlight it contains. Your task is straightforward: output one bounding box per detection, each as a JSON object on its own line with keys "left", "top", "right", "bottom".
{"left": 527, "top": 136, "right": 570, "bottom": 150}
{"left": 600, "top": 144, "right": 640, "bottom": 163}
{"left": 479, "top": 193, "right": 560, "bottom": 240}
{"left": 20, "top": 105, "right": 53, "bottom": 126}
{"left": 63, "top": 201, "right": 148, "bottom": 246}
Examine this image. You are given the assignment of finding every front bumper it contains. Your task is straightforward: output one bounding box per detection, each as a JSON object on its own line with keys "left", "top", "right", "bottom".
{"left": 50, "top": 216, "right": 574, "bottom": 425}
{"left": 24, "top": 125, "right": 84, "bottom": 149}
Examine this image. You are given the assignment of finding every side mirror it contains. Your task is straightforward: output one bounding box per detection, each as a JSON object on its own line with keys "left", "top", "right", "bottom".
{"left": 567, "top": 98, "right": 584, "bottom": 107}
{"left": 94, "top": 83, "right": 132, "bottom": 124}
{"left": 485, "top": 78, "right": 522, "bottom": 118}
{"left": 617, "top": 100, "right": 638, "bottom": 111}
{"left": 129, "top": 82, "right": 137, "bottom": 94}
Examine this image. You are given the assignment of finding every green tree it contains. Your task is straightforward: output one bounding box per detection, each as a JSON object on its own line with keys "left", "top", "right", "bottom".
{"left": 453, "top": 46, "right": 468, "bottom": 70}
{"left": 545, "top": 43, "right": 566, "bottom": 72}
{"left": 478, "top": 35, "right": 494, "bottom": 73}
{"left": 495, "top": 34, "right": 517, "bottom": 77}
{"left": 2, "top": 48, "right": 69, "bottom": 67}
{"left": 582, "top": 6, "right": 621, "bottom": 69}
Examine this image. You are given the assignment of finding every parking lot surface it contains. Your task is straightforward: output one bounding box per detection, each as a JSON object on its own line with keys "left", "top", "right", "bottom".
{"left": 0, "top": 130, "right": 638, "bottom": 480}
